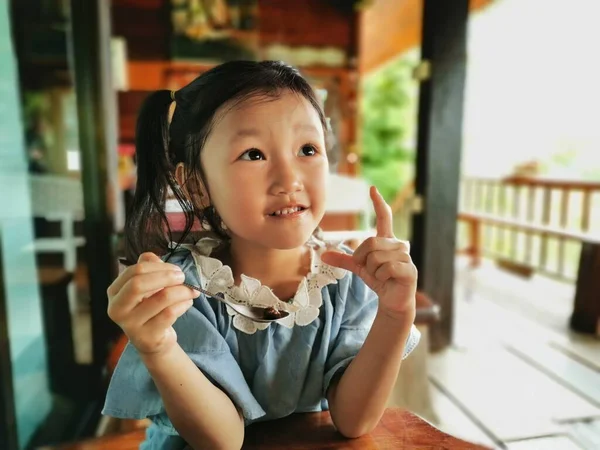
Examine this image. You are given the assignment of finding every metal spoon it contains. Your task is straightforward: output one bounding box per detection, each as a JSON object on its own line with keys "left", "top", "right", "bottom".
{"left": 182, "top": 282, "right": 289, "bottom": 323}
{"left": 118, "top": 258, "right": 289, "bottom": 323}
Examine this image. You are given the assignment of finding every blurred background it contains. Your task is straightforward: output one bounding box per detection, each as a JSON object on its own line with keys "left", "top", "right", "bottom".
{"left": 1, "top": 0, "right": 599, "bottom": 449}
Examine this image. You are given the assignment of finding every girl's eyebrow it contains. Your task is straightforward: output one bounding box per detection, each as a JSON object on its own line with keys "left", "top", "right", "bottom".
{"left": 230, "top": 128, "right": 262, "bottom": 143}
{"left": 294, "top": 123, "right": 320, "bottom": 133}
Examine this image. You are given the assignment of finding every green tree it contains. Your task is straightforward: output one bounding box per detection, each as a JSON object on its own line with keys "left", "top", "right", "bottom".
{"left": 360, "top": 57, "right": 418, "bottom": 204}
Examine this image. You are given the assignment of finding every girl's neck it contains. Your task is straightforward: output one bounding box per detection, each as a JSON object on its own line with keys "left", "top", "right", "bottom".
{"left": 220, "top": 237, "right": 310, "bottom": 300}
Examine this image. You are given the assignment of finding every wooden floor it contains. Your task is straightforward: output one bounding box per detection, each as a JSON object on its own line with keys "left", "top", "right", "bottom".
{"left": 428, "top": 257, "right": 600, "bottom": 449}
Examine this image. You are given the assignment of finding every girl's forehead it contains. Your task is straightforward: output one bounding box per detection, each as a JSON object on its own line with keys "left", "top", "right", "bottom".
{"left": 215, "top": 91, "right": 322, "bottom": 130}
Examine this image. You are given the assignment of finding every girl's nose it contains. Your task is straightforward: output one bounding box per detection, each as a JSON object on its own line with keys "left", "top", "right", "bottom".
{"left": 270, "top": 158, "right": 304, "bottom": 196}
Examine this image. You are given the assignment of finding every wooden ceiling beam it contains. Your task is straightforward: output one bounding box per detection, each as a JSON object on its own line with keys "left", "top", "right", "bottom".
{"left": 359, "top": 0, "right": 495, "bottom": 74}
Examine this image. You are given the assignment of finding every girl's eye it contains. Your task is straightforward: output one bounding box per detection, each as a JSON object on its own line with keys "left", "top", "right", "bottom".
{"left": 299, "top": 145, "right": 317, "bottom": 157}
{"left": 239, "top": 148, "right": 265, "bottom": 161}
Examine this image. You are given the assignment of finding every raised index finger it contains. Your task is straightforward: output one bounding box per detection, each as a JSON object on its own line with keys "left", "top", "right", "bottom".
{"left": 370, "top": 186, "right": 394, "bottom": 238}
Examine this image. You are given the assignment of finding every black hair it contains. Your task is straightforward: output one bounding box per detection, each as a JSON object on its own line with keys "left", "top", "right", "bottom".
{"left": 125, "top": 60, "right": 328, "bottom": 262}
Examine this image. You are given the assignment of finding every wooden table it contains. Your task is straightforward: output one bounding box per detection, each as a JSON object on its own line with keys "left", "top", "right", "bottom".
{"left": 243, "top": 409, "right": 490, "bottom": 449}
{"left": 42, "top": 409, "right": 491, "bottom": 449}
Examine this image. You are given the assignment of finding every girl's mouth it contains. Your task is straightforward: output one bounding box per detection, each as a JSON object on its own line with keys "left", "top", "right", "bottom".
{"left": 268, "top": 206, "right": 307, "bottom": 217}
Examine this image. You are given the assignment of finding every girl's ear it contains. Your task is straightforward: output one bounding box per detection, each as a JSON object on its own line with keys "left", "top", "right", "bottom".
{"left": 174, "top": 163, "right": 210, "bottom": 207}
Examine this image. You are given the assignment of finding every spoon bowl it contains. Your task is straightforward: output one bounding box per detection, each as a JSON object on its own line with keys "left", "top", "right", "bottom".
{"left": 183, "top": 282, "right": 290, "bottom": 323}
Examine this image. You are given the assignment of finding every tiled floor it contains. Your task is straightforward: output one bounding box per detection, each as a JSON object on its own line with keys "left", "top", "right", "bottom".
{"left": 429, "top": 257, "right": 600, "bottom": 449}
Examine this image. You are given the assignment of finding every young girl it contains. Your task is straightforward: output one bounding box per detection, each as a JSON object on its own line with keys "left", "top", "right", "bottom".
{"left": 103, "top": 60, "right": 420, "bottom": 450}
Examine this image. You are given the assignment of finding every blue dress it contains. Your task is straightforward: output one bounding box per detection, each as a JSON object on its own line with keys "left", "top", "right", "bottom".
{"left": 102, "top": 239, "right": 420, "bottom": 449}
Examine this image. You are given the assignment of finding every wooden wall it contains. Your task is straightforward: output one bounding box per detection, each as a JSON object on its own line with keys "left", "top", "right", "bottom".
{"left": 259, "top": 0, "right": 355, "bottom": 50}
{"left": 112, "top": 0, "right": 170, "bottom": 60}
{"left": 112, "top": 0, "right": 357, "bottom": 58}
{"left": 117, "top": 90, "right": 147, "bottom": 143}
{"left": 113, "top": 0, "right": 361, "bottom": 171}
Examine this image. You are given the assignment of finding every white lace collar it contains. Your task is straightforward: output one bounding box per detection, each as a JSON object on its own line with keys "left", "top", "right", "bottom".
{"left": 176, "top": 236, "right": 347, "bottom": 334}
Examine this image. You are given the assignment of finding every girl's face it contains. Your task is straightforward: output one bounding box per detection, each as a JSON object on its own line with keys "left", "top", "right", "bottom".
{"left": 201, "top": 90, "right": 328, "bottom": 249}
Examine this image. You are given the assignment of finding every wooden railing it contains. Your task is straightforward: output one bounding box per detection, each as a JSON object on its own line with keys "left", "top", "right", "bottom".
{"left": 390, "top": 175, "right": 600, "bottom": 333}
{"left": 390, "top": 176, "right": 600, "bottom": 282}
{"left": 457, "top": 176, "right": 600, "bottom": 281}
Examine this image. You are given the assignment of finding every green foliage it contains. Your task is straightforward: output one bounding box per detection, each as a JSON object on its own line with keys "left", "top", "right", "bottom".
{"left": 360, "top": 57, "right": 418, "bottom": 203}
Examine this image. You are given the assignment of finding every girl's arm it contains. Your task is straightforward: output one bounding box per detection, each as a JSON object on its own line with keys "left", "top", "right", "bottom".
{"left": 326, "top": 311, "right": 414, "bottom": 438}
{"left": 142, "top": 343, "right": 244, "bottom": 450}
{"left": 106, "top": 252, "right": 244, "bottom": 450}
{"left": 321, "top": 186, "right": 418, "bottom": 438}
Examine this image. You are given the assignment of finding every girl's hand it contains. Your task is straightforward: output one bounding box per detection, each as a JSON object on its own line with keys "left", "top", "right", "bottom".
{"left": 320, "top": 186, "right": 417, "bottom": 320}
{"left": 107, "top": 252, "right": 199, "bottom": 356}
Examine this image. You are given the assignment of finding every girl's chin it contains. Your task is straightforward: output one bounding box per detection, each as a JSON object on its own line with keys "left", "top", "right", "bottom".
{"left": 232, "top": 228, "right": 317, "bottom": 250}
{"left": 262, "top": 232, "right": 315, "bottom": 250}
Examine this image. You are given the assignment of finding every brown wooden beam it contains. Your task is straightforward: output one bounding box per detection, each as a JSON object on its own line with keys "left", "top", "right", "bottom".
{"left": 570, "top": 241, "right": 600, "bottom": 336}
{"left": 0, "top": 237, "right": 18, "bottom": 450}
{"left": 411, "top": 0, "right": 469, "bottom": 351}
{"left": 359, "top": 0, "right": 495, "bottom": 74}
{"left": 70, "top": 0, "right": 120, "bottom": 380}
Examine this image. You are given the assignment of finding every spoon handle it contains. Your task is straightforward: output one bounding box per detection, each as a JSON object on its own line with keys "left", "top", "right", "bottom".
{"left": 118, "top": 259, "right": 222, "bottom": 298}
{"left": 182, "top": 282, "right": 224, "bottom": 301}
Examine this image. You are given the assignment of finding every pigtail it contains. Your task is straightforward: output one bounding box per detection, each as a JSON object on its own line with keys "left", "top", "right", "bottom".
{"left": 125, "top": 90, "right": 175, "bottom": 262}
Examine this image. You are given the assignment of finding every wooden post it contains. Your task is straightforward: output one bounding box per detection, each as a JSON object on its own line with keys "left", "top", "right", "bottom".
{"left": 570, "top": 241, "right": 600, "bottom": 336}
{"left": 70, "top": 0, "right": 121, "bottom": 383}
{"left": 0, "top": 237, "right": 18, "bottom": 450}
{"left": 411, "top": 0, "right": 469, "bottom": 351}
{"left": 468, "top": 218, "right": 482, "bottom": 268}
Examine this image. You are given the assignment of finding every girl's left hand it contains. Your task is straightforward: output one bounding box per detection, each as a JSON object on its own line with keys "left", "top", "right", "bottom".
{"left": 321, "top": 186, "right": 417, "bottom": 320}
